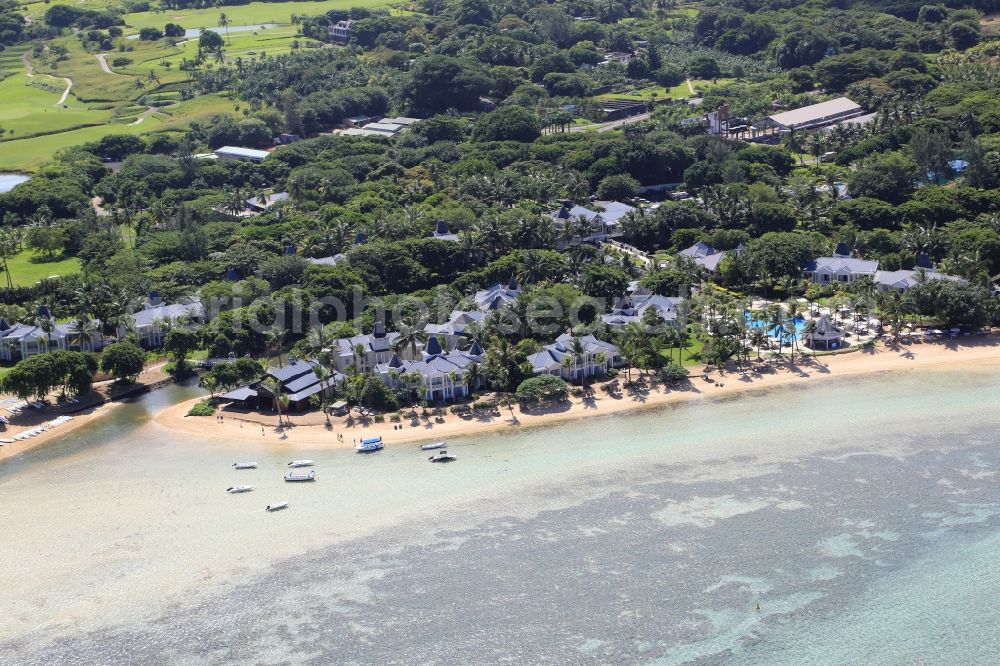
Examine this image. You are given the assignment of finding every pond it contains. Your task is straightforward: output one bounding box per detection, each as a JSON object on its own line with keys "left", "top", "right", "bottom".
{"left": 0, "top": 173, "right": 29, "bottom": 193}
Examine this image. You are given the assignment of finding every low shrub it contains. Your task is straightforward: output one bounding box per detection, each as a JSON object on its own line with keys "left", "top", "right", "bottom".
{"left": 187, "top": 400, "right": 214, "bottom": 416}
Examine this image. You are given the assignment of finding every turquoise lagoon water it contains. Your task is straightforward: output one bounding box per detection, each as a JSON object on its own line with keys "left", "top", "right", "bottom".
{"left": 1, "top": 365, "right": 999, "bottom": 664}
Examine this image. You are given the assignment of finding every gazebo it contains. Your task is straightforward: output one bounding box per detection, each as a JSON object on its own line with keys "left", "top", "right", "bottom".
{"left": 804, "top": 315, "right": 846, "bottom": 350}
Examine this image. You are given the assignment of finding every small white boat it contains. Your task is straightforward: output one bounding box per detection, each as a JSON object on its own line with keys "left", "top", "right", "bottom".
{"left": 233, "top": 461, "right": 258, "bottom": 470}
{"left": 428, "top": 450, "right": 457, "bottom": 463}
{"left": 287, "top": 460, "right": 315, "bottom": 468}
{"left": 266, "top": 501, "right": 289, "bottom": 512}
{"left": 421, "top": 441, "right": 446, "bottom": 451}
{"left": 356, "top": 436, "right": 384, "bottom": 453}
{"left": 226, "top": 485, "right": 254, "bottom": 493}
{"left": 284, "top": 470, "right": 316, "bottom": 482}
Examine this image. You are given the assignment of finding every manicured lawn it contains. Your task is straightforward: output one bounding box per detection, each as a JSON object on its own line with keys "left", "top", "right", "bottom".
{"left": 0, "top": 117, "right": 174, "bottom": 171}
{"left": 123, "top": 0, "right": 399, "bottom": 33}
{"left": 2, "top": 250, "right": 81, "bottom": 287}
{"left": 0, "top": 73, "right": 112, "bottom": 138}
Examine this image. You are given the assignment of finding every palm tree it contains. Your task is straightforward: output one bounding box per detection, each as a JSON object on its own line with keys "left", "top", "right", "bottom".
{"left": 265, "top": 324, "right": 286, "bottom": 367}
{"left": 70, "top": 313, "right": 100, "bottom": 352}
{"left": 801, "top": 319, "right": 818, "bottom": 357}
{"left": 394, "top": 323, "right": 426, "bottom": 359}
{"left": 34, "top": 313, "right": 54, "bottom": 353}
{"left": 218, "top": 13, "right": 232, "bottom": 45}
{"left": 465, "top": 361, "right": 483, "bottom": 396}
{"left": 313, "top": 364, "right": 331, "bottom": 423}
{"left": 304, "top": 324, "right": 331, "bottom": 358}
{"left": 0, "top": 228, "right": 17, "bottom": 289}
{"left": 749, "top": 327, "right": 767, "bottom": 361}
{"left": 352, "top": 343, "right": 367, "bottom": 374}
{"left": 570, "top": 336, "right": 587, "bottom": 387}
{"left": 261, "top": 377, "right": 285, "bottom": 425}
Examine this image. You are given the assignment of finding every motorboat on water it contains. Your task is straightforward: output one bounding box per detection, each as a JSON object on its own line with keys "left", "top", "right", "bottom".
{"left": 356, "top": 436, "right": 384, "bottom": 453}
{"left": 288, "top": 460, "right": 315, "bottom": 468}
{"left": 233, "top": 461, "right": 258, "bottom": 469}
{"left": 226, "top": 485, "right": 254, "bottom": 493}
{"left": 266, "top": 501, "right": 289, "bottom": 512}
{"left": 284, "top": 470, "right": 316, "bottom": 482}
{"left": 420, "top": 441, "right": 446, "bottom": 451}
{"left": 428, "top": 450, "right": 457, "bottom": 463}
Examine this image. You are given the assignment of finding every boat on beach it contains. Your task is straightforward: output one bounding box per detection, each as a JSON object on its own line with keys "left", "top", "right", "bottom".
{"left": 420, "top": 441, "right": 446, "bottom": 451}
{"left": 284, "top": 470, "right": 316, "bottom": 482}
{"left": 428, "top": 450, "right": 457, "bottom": 463}
{"left": 266, "top": 501, "right": 289, "bottom": 512}
{"left": 356, "top": 436, "right": 384, "bottom": 453}
{"left": 233, "top": 462, "right": 258, "bottom": 469}
{"left": 226, "top": 485, "right": 254, "bottom": 493}
{"left": 288, "top": 460, "right": 315, "bottom": 467}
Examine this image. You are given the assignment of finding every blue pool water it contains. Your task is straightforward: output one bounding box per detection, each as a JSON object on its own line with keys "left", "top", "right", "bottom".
{"left": 745, "top": 311, "right": 806, "bottom": 340}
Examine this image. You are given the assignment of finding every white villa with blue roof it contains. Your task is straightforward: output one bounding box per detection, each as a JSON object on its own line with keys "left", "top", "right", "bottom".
{"left": 548, "top": 200, "right": 635, "bottom": 244}
{"left": 123, "top": 292, "right": 206, "bottom": 348}
{"left": 874, "top": 253, "right": 964, "bottom": 293}
{"left": 329, "top": 323, "right": 418, "bottom": 373}
{"left": 803, "top": 243, "right": 878, "bottom": 284}
{"left": 0, "top": 306, "right": 104, "bottom": 361}
{"left": 376, "top": 337, "right": 485, "bottom": 402}
{"left": 527, "top": 334, "right": 622, "bottom": 380}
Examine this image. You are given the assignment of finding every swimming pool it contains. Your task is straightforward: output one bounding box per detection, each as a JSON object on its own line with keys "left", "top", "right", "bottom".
{"left": 745, "top": 311, "right": 806, "bottom": 340}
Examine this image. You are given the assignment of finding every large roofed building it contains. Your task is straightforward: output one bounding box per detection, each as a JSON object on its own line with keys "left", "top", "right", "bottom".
{"left": 758, "top": 97, "right": 864, "bottom": 132}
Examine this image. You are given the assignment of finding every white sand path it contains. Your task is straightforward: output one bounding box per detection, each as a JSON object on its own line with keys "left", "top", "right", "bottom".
{"left": 22, "top": 51, "right": 73, "bottom": 106}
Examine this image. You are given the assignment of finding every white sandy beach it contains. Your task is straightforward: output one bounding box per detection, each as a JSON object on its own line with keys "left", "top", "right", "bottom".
{"left": 155, "top": 337, "right": 1000, "bottom": 450}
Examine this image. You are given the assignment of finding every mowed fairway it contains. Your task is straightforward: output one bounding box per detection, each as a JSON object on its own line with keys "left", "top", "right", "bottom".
{"left": 0, "top": 74, "right": 112, "bottom": 136}
{"left": 0, "top": 119, "right": 169, "bottom": 171}
{"left": 2, "top": 0, "right": 404, "bottom": 170}
{"left": 124, "top": 0, "right": 399, "bottom": 33}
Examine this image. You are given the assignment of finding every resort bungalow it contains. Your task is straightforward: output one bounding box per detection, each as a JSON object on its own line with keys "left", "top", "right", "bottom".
{"left": 308, "top": 254, "right": 347, "bottom": 267}
{"left": 803, "top": 243, "right": 878, "bottom": 284}
{"left": 122, "top": 292, "right": 206, "bottom": 348}
{"left": 0, "top": 306, "right": 103, "bottom": 361}
{"left": 474, "top": 276, "right": 521, "bottom": 311}
{"left": 245, "top": 192, "right": 289, "bottom": 213}
{"left": 527, "top": 334, "right": 622, "bottom": 381}
{"left": 874, "top": 254, "right": 964, "bottom": 293}
{"left": 678, "top": 241, "right": 729, "bottom": 273}
{"left": 603, "top": 293, "right": 685, "bottom": 329}
{"left": 375, "top": 337, "right": 485, "bottom": 403}
{"left": 803, "top": 315, "right": 846, "bottom": 350}
{"left": 548, "top": 200, "right": 634, "bottom": 244}
{"left": 430, "top": 220, "right": 460, "bottom": 242}
{"left": 214, "top": 146, "right": 270, "bottom": 162}
{"left": 329, "top": 323, "right": 413, "bottom": 373}
{"left": 424, "top": 310, "right": 486, "bottom": 349}
{"left": 257, "top": 359, "right": 343, "bottom": 412}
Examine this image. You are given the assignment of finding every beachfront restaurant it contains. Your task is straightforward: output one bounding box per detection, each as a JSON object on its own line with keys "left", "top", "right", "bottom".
{"left": 803, "top": 315, "right": 845, "bottom": 350}
{"left": 220, "top": 359, "right": 343, "bottom": 413}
